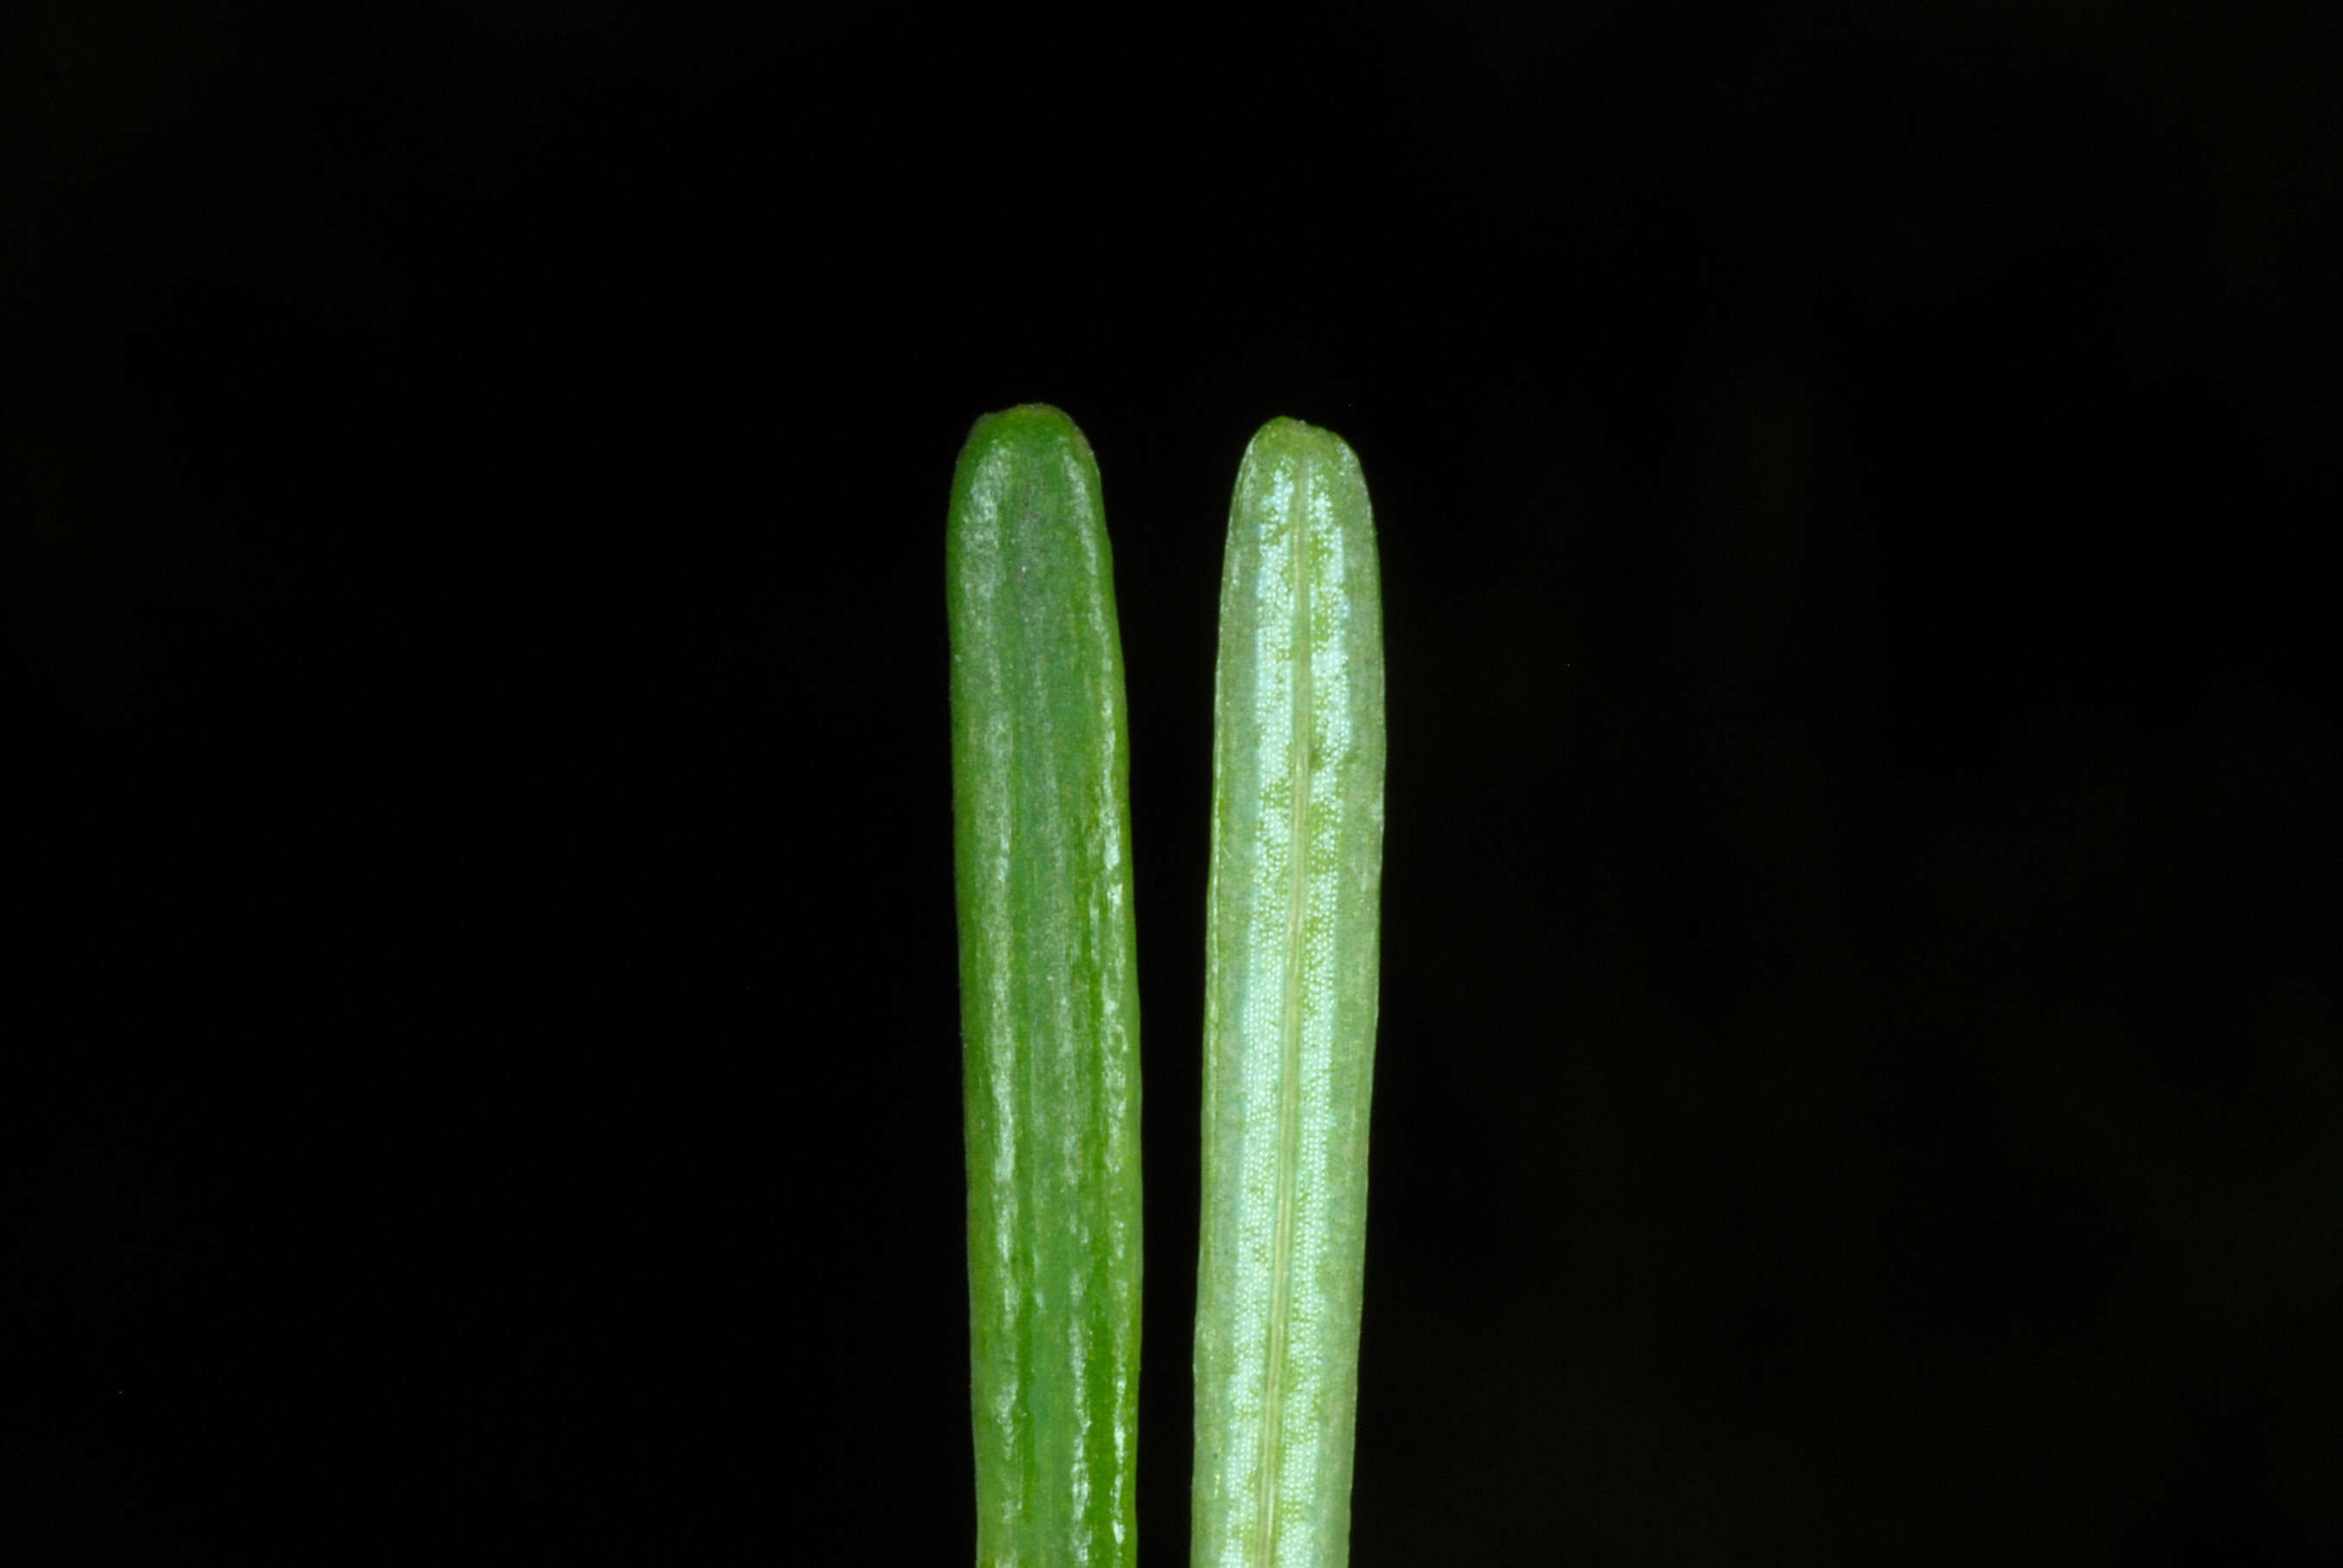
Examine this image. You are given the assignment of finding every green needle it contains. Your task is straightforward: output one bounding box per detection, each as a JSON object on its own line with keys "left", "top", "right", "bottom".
{"left": 1191, "top": 418, "right": 1386, "bottom": 1568}
{"left": 948, "top": 405, "right": 1144, "bottom": 1568}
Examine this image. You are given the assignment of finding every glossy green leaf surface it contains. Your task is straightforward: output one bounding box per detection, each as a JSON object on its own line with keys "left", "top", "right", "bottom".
{"left": 1191, "top": 419, "right": 1385, "bottom": 1568}
{"left": 948, "top": 405, "right": 1142, "bottom": 1568}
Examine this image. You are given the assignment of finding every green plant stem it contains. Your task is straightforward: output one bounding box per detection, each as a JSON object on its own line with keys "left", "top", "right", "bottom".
{"left": 948, "top": 405, "right": 1142, "bottom": 1568}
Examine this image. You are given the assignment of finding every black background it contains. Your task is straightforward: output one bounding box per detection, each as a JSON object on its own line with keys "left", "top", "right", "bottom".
{"left": 7, "top": 2, "right": 2340, "bottom": 1563}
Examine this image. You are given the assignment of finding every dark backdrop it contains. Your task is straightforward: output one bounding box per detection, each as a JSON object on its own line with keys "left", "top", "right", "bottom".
{"left": 7, "top": 2, "right": 2339, "bottom": 1563}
